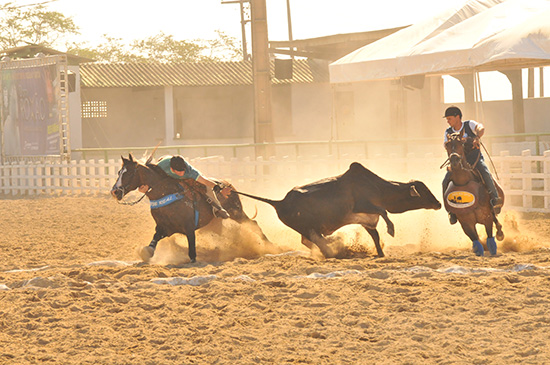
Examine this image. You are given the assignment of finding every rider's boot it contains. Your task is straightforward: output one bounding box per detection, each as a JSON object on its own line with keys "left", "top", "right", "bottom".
{"left": 448, "top": 212, "right": 458, "bottom": 225}
{"left": 490, "top": 196, "right": 503, "bottom": 215}
{"left": 206, "top": 188, "right": 230, "bottom": 219}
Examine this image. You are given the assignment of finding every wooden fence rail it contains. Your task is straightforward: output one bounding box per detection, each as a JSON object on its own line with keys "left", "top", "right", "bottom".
{"left": 1, "top": 150, "right": 549, "bottom": 213}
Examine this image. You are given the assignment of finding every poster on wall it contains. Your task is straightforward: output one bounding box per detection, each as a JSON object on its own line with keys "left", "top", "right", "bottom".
{"left": 1, "top": 64, "right": 59, "bottom": 156}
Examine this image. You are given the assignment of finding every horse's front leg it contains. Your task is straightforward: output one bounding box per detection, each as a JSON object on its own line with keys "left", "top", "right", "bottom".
{"left": 139, "top": 226, "right": 166, "bottom": 262}
{"left": 458, "top": 217, "right": 484, "bottom": 256}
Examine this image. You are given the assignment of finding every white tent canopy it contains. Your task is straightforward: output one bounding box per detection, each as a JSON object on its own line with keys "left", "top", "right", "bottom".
{"left": 329, "top": 0, "right": 550, "bottom": 83}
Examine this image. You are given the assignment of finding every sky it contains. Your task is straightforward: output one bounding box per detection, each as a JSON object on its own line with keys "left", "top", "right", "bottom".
{"left": 7, "top": 0, "right": 549, "bottom": 101}
{"left": 33, "top": 0, "right": 468, "bottom": 46}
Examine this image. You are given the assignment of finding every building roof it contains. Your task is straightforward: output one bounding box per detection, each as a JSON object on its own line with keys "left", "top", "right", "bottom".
{"left": 79, "top": 59, "right": 329, "bottom": 88}
{"left": 269, "top": 26, "right": 408, "bottom": 61}
{"left": 0, "top": 44, "right": 94, "bottom": 65}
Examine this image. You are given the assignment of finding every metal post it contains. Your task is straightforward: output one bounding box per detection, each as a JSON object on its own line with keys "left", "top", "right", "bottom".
{"left": 286, "top": 0, "right": 294, "bottom": 58}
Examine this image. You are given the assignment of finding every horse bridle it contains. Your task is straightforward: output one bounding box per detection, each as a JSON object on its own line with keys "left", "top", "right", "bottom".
{"left": 114, "top": 164, "right": 149, "bottom": 206}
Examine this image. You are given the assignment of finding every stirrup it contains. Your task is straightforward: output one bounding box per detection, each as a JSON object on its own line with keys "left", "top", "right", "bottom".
{"left": 214, "top": 207, "right": 230, "bottom": 219}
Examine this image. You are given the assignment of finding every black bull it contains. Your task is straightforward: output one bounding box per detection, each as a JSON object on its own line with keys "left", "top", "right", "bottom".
{"left": 236, "top": 162, "right": 441, "bottom": 258}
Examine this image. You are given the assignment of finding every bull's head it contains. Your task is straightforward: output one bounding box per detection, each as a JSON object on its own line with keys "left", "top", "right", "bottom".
{"left": 110, "top": 154, "right": 140, "bottom": 201}
{"left": 408, "top": 181, "right": 441, "bottom": 210}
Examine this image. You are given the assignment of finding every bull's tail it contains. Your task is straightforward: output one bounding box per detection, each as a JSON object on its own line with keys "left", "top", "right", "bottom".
{"left": 234, "top": 191, "right": 279, "bottom": 208}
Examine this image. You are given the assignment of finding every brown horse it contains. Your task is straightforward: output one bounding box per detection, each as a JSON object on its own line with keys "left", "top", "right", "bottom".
{"left": 110, "top": 154, "right": 269, "bottom": 263}
{"left": 443, "top": 133, "right": 504, "bottom": 256}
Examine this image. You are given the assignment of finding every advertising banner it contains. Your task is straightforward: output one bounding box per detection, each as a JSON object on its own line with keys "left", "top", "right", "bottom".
{"left": 1, "top": 64, "right": 59, "bottom": 156}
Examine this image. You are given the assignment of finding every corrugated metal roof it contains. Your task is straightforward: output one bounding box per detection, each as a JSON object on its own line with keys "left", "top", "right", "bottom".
{"left": 79, "top": 59, "right": 329, "bottom": 88}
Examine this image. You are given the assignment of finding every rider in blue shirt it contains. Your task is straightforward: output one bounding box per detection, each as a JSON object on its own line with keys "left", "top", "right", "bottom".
{"left": 442, "top": 106, "right": 502, "bottom": 224}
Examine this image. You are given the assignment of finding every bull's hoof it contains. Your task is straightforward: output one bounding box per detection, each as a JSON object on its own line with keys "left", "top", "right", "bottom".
{"left": 387, "top": 224, "right": 395, "bottom": 237}
{"left": 487, "top": 237, "right": 497, "bottom": 256}
{"left": 190, "top": 258, "right": 196, "bottom": 263}
{"left": 472, "top": 240, "right": 484, "bottom": 257}
{"left": 139, "top": 246, "right": 155, "bottom": 263}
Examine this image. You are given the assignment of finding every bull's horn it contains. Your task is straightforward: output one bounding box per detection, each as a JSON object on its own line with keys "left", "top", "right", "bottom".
{"left": 410, "top": 185, "right": 420, "bottom": 197}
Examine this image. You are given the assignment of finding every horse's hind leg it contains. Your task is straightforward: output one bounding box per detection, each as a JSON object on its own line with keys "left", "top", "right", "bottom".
{"left": 186, "top": 230, "right": 197, "bottom": 263}
{"left": 493, "top": 215, "right": 504, "bottom": 241}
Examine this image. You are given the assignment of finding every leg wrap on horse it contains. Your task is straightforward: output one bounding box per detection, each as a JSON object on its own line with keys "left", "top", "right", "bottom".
{"left": 472, "top": 240, "right": 484, "bottom": 257}
{"left": 486, "top": 237, "right": 497, "bottom": 256}
{"left": 149, "top": 230, "right": 166, "bottom": 249}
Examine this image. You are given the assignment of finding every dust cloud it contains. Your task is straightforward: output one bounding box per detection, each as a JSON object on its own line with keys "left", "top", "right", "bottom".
{"left": 142, "top": 165, "right": 549, "bottom": 263}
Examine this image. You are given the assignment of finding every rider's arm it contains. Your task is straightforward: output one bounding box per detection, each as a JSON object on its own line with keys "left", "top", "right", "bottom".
{"left": 197, "top": 175, "right": 216, "bottom": 189}
{"left": 475, "top": 123, "right": 485, "bottom": 138}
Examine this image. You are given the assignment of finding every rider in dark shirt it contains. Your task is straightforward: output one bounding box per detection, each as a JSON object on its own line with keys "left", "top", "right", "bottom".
{"left": 442, "top": 106, "right": 502, "bottom": 224}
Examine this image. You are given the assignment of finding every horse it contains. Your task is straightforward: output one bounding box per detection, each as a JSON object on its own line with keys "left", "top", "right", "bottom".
{"left": 443, "top": 133, "right": 504, "bottom": 256}
{"left": 110, "top": 153, "right": 269, "bottom": 263}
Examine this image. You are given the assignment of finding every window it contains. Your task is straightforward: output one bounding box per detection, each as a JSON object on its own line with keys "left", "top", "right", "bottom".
{"left": 82, "top": 101, "right": 108, "bottom": 118}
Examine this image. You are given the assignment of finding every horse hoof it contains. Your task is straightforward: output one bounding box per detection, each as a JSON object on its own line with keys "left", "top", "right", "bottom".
{"left": 472, "top": 240, "right": 484, "bottom": 256}
{"left": 190, "top": 258, "right": 196, "bottom": 263}
{"left": 496, "top": 232, "right": 504, "bottom": 241}
{"left": 487, "top": 237, "right": 497, "bottom": 256}
{"left": 139, "top": 246, "right": 155, "bottom": 262}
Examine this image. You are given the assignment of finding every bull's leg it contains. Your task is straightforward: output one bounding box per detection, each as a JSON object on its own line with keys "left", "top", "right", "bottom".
{"left": 354, "top": 202, "right": 394, "bottom": 237}
{"left": 186, "top": 230, "right": 197, "bottom": 263}
{"left": 364, "top": 227, "right": 385, "bottom": 258}
{"left": 303, "top": 231, "right": 333, "bottom": 258}
{"left": 300, "top": 235, "right": 315, "bottom": 250}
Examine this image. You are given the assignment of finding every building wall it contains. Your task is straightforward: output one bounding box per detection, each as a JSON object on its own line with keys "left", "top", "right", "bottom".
{"left": 81, "top": 87, "right": 165, "bottom": 148}
{"left": 80, "top": 82, "right": 334, "bottom": 148}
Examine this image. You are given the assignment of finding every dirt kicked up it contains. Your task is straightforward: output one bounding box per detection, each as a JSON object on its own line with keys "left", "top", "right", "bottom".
{"left": 1, "top": 195, "right": 550, "bottom": 364}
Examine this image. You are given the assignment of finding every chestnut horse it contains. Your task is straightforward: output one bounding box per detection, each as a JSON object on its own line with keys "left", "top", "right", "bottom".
{"left": 443, "top": 133, "right": 504, "bottom": 256}
{"left": 111, "top": 154, "right": 269, "bottom": 263}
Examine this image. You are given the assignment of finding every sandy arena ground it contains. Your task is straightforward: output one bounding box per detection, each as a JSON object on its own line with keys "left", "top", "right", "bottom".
{"left": 1, "top": 192, "right": 550, "bottom": 364}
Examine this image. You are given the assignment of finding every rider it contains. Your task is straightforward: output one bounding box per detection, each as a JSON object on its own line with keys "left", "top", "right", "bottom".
{"left": 141, "top": 155, "right": 230, "bottom": 219}
{"left": 442, "top": 106, "right": 502, "bottom": 224}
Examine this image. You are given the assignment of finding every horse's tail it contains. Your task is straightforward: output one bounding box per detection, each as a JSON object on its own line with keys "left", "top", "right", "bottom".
{"left": 234, "top": 191, "right": 280, "bottom": 208}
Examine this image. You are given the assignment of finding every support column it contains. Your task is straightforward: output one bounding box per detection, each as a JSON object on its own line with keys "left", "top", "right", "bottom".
{"left": 450, "top": 73, "right": 475, "bottom": 118}
{"left": 500, "top": 69, "right": 526, "bottom": 135}
{"left": 164, "top": 85, "right": 174, "bottom": 146}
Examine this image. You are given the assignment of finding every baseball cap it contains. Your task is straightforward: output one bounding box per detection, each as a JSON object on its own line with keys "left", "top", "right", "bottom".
{"left": 443, "top": 106, "right": 462, "bottom": 118}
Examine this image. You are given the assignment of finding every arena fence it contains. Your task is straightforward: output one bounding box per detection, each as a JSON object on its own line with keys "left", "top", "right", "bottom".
{"left": 0, "top": 150, "right": 549, "bottom": 213}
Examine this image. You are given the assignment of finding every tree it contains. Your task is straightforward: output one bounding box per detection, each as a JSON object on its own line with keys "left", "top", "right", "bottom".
{"left": 0, "top": 2, "right": 80, "bottom": 49}
{"left": 68, "top": 31, "right": 242, "bottom": 63}
{"left": 0, "top": 2, "right": 242, "bottom": 63}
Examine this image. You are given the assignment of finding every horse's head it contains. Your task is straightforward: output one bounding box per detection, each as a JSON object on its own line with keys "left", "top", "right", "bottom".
{"left": 444, "top": 132, "right": 467, "bottom": 168}
{"left": 111, "top": 154, "right": 141, "bottom": 200}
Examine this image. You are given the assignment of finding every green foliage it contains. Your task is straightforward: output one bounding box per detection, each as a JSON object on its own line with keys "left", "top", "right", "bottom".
{"left": 0, "top": 3, "right": 80, "bottom": 49}
{"left": 69, "top": 31, "right": 242, "bottom": 63}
